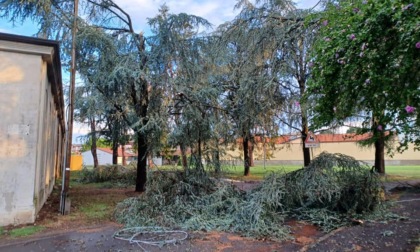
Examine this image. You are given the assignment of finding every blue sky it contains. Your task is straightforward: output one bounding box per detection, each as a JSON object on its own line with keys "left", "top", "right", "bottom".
{"left": 0, "top": 0, "right": 320, "bottom": 35}
{"left": 0, "top": 0, "right": 320, "bottom": 143}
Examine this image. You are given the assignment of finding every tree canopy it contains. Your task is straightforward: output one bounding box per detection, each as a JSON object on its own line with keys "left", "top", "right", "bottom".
{"left": 307, "top": 0, "right": 419, "bottom": 172}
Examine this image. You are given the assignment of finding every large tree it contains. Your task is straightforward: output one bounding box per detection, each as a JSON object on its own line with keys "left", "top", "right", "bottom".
{"left": 212, "top": 0, "right": 295, "bottom": 175}
{"left": 307, "top": 0, "right": 419, "bottom": 173}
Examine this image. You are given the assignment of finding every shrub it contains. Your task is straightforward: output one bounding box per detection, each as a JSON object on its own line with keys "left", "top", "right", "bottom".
{"left": 78, "top": 165, "right": 136, "bottom": 186}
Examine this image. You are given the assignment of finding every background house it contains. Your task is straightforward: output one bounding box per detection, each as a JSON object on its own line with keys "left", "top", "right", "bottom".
{"left": 81, "top": 147, "right": 137, "bottom": 166}
{"left": 222, "top": 133, "right": 419, "bottom": 166}
{"left": 0, "top": 33, "right": 65, "bottom": 226}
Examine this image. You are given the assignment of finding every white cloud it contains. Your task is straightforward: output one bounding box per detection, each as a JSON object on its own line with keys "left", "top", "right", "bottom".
{"left": 0, "top": 0, "right": 320, "bottom": 36}
{"left": 113, "top": 0, "right": 318, "bottom": 33}
{"left": 295, "top": 0, "right": 322, "bottom": 9}
{"left": 113, "top": 0, "right": 240, "bottom": 33}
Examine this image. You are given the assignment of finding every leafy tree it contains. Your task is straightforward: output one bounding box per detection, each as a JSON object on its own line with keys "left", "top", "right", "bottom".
{"left": 307, "top": 0, "right": 420, "bottom": 173}
{"left": 211, "top": 0, "right": 296, "bottom": 175}
{"left": 271, "top": 9, "right": 315, "bottom": 167}
{"left": 74, "top": 83, "right": 105, "bottom": 168}
{"left": 147, "top": 5, "right": 213, "bottom": 170}
{"left": 80, "top": 137, "right": 111, "bottom": 152}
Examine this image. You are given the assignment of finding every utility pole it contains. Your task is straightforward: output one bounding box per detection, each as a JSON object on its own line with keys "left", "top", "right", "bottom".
{"left": 60, "top": 0, "right": 78, "bottom": 215}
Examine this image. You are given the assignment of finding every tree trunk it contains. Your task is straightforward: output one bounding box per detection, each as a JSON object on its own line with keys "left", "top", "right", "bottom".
{"left": 112, "top": 141, "right": 118, "bottom": 165}
{"left": 214, "top": 140, "right": 221, "bottom": 175}
{"left": 136, "top": 130, "right": 148, "bottom": 192}
{"left": 133, "top": 33, "right": 149, "bottom": 192}
{"left": 122, "top": 144, "right": 126, "bottom": 166}
{"left": 374, "top": 132, "right": 385, "bottom": 174}
{"left": 248, "top": 139, "right": 254, "bottom": 167}
{"left": 180, "top": 144, "right": 188, "bottom": 169}
{"left": 298, "top": 74, "right": 311, "bottom": 167}
{"left": 90, "top": 118, "right": 99, "bottom": 168}
{"left": 243, "top": 134, "right": 250, "bottom": 176}
{"left": 301, "top": 122, "right": 311, "bottom": 167}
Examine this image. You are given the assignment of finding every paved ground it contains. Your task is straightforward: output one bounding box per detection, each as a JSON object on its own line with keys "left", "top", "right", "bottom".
{"left": 1, "top": 180, "right": 419, "bottom": 252}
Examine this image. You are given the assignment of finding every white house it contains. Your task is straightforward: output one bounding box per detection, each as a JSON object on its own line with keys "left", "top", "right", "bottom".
{"left": 82, "top": 147, "right": 137, "bottom": 166}
{"left": 82, "top": 147, "right": 162, "bottom": 167}
{"left": 0, "top": 33, "right": 65, "bottom": 226}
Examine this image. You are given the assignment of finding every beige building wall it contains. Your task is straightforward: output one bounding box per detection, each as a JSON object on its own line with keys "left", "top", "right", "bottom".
{"left": 222, "top": 139, "right": 420, "bottom": 166}
{"left": 0, "top": 34, "right": 65, "bottom": 226}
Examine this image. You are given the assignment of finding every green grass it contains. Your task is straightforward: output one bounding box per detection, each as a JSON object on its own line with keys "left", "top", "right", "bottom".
{"left": 385, "top": 166, "right": 420, "bottom": 179}
{"left": 0, "top": 226, "right": 4, "bottom": 235}
{"left": 222, "top": 165, "right": 420, "bottom": 181}
{"left": 71, "top": 164, "right": 420, "bottom": 181}
{"left": 79, "top": 203, "right": 110, "bottom": 219}
{"left": 9, "top": 226, "right": 45, "bottom": 238}
{"left": 222, "top": 165, "right": 302, "bottom": 180}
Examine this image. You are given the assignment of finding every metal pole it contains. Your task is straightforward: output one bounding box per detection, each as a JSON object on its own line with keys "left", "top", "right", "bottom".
{"left": 60, "top": 0, "right": 78, "bottom": 215}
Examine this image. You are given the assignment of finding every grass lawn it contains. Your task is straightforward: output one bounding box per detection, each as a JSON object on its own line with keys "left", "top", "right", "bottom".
{"left": 383, "top": 166, "right": 420, "bottom": 180}
{"left": 222, "top": 164, "right": 420, "bottom": 181}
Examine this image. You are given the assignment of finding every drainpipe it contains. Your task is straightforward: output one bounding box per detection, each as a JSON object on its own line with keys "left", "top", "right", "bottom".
{"left": 60, "top": 0, "right": 78, "bottom": 215}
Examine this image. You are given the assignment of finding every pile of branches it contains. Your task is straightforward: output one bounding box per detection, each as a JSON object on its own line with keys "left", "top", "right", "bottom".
{"left": 115, "top": 152, "right": 383, "bottom": 240}
{"left": 282, "top": 152, "right": 382, "bottom": 231}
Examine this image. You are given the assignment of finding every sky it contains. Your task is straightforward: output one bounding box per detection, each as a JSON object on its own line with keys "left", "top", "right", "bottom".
{"left": 0, "top": 0, "right": 320, "bottom": 35}
{"left": 0, "top": 0, "right": 320, "bottom": 143}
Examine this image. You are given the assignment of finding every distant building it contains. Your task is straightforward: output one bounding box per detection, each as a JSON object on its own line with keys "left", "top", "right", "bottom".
{"left": 71, "top": 144, "right": 83, "bottom": 154}
{"left": 81, "top": 147, "right": 137, "bottom": 166}
{"left": 223, "top": 133, "right": 420, "bottom": 166}
{"left": 0, "top": 33, "right": 65, "bottom": 226}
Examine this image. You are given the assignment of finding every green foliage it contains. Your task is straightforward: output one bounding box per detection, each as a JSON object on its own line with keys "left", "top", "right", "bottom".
{"left": 115, "top": 169, "right": 290, "bottom": 241}
{"left": 283, "top": 152, "right": 382, "bottom": 212}
{"left": 115, "top": 152, "right": 384, "bottom": 239}
{"left": 80, "top": 137, "right": 111, "bottom": 152}
{"left": 77, "top": 165, "right": 136, "bottom": 186}
{"left": 308, "top": 0, "right": 420, "bottom": 149}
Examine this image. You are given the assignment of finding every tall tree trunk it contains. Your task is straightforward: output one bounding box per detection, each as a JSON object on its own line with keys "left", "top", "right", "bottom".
{"left": 180, "top": 144, "right": 188, "bottom": 170}
{"left": 112, "top": 141, "right": 118, "bottom": 165}
{"left": 197, "top": 130, "right": 203, "bottom": 170}
{"left": 90, "top": 118, "right": 99, "bottom": 168}
{"left": 214, "top": 140, "right": 221, "bottom": 175}
{"left": 299, "top": 73, "right": 311, "bottom": 167}
{"left": 301, "top": 120, "right": 311, "bottom": 167}
{"left": 136, "top": 130, "right": 148, "bottom": 192}
{"left": 248, "top": 138, "right": 254, "bottom": 167}
{"left": 122, "top": 144, "right": 126, "bottom": 166}
{"left": 133, "top": 33, "right": 149, "bottom": 192}
{"left": 243, "top": 133, "right": 250, "bottom": 176}
{"left": 374, "top": 132, "right": 385, "bottom": 174}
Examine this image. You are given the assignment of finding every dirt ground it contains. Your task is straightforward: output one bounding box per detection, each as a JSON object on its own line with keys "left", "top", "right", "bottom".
{"left": 0, "top": 181, "right": 419, "bottom": 252}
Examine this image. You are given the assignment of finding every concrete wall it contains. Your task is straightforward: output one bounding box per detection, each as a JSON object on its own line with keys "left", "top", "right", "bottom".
{"left": 0, "top": 35, "right": 64, "bottom": 226}
{"left": 222, "top": 139, "right": 420, "bottom": 166}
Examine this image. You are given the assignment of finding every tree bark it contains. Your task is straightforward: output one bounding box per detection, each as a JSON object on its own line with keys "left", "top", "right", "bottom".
{"left": 374, "top": 132, "right": 385, "bottom": 174}
{"left": 90, "top": 118, "right": 99, "bottom": 168}
{"left": 112, "top": 141, "right": 118, "bottom": 165}
{"left": 301, "top": 121, "right": 311, "bottom": 167}
{"left": 248, "top": 139, "right": 254, "bottom": 167}
{"left": 180, "top": 144, "right": 188, "bottom": 169}
{"left": 122, "top": 144, "right": 126, "bottom": 166}
{"left": 136, "top": 130, "right": 148, "bottom": 192}
{"left": 133, "top": 33, "right": 149, "bottom": 192}
{"left": 243, "top": 134, "right": 250, "bottom": 176}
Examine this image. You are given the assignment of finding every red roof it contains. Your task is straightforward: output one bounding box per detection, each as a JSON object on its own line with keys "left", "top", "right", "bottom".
{"left": 238, "top": 133, "right": 381, "bottom": 144}
{"left": 97, "top": 147, "right": 137, "bottom": 157}
{"left": 314, "top": 133, "right": 372, "bottom": 143}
